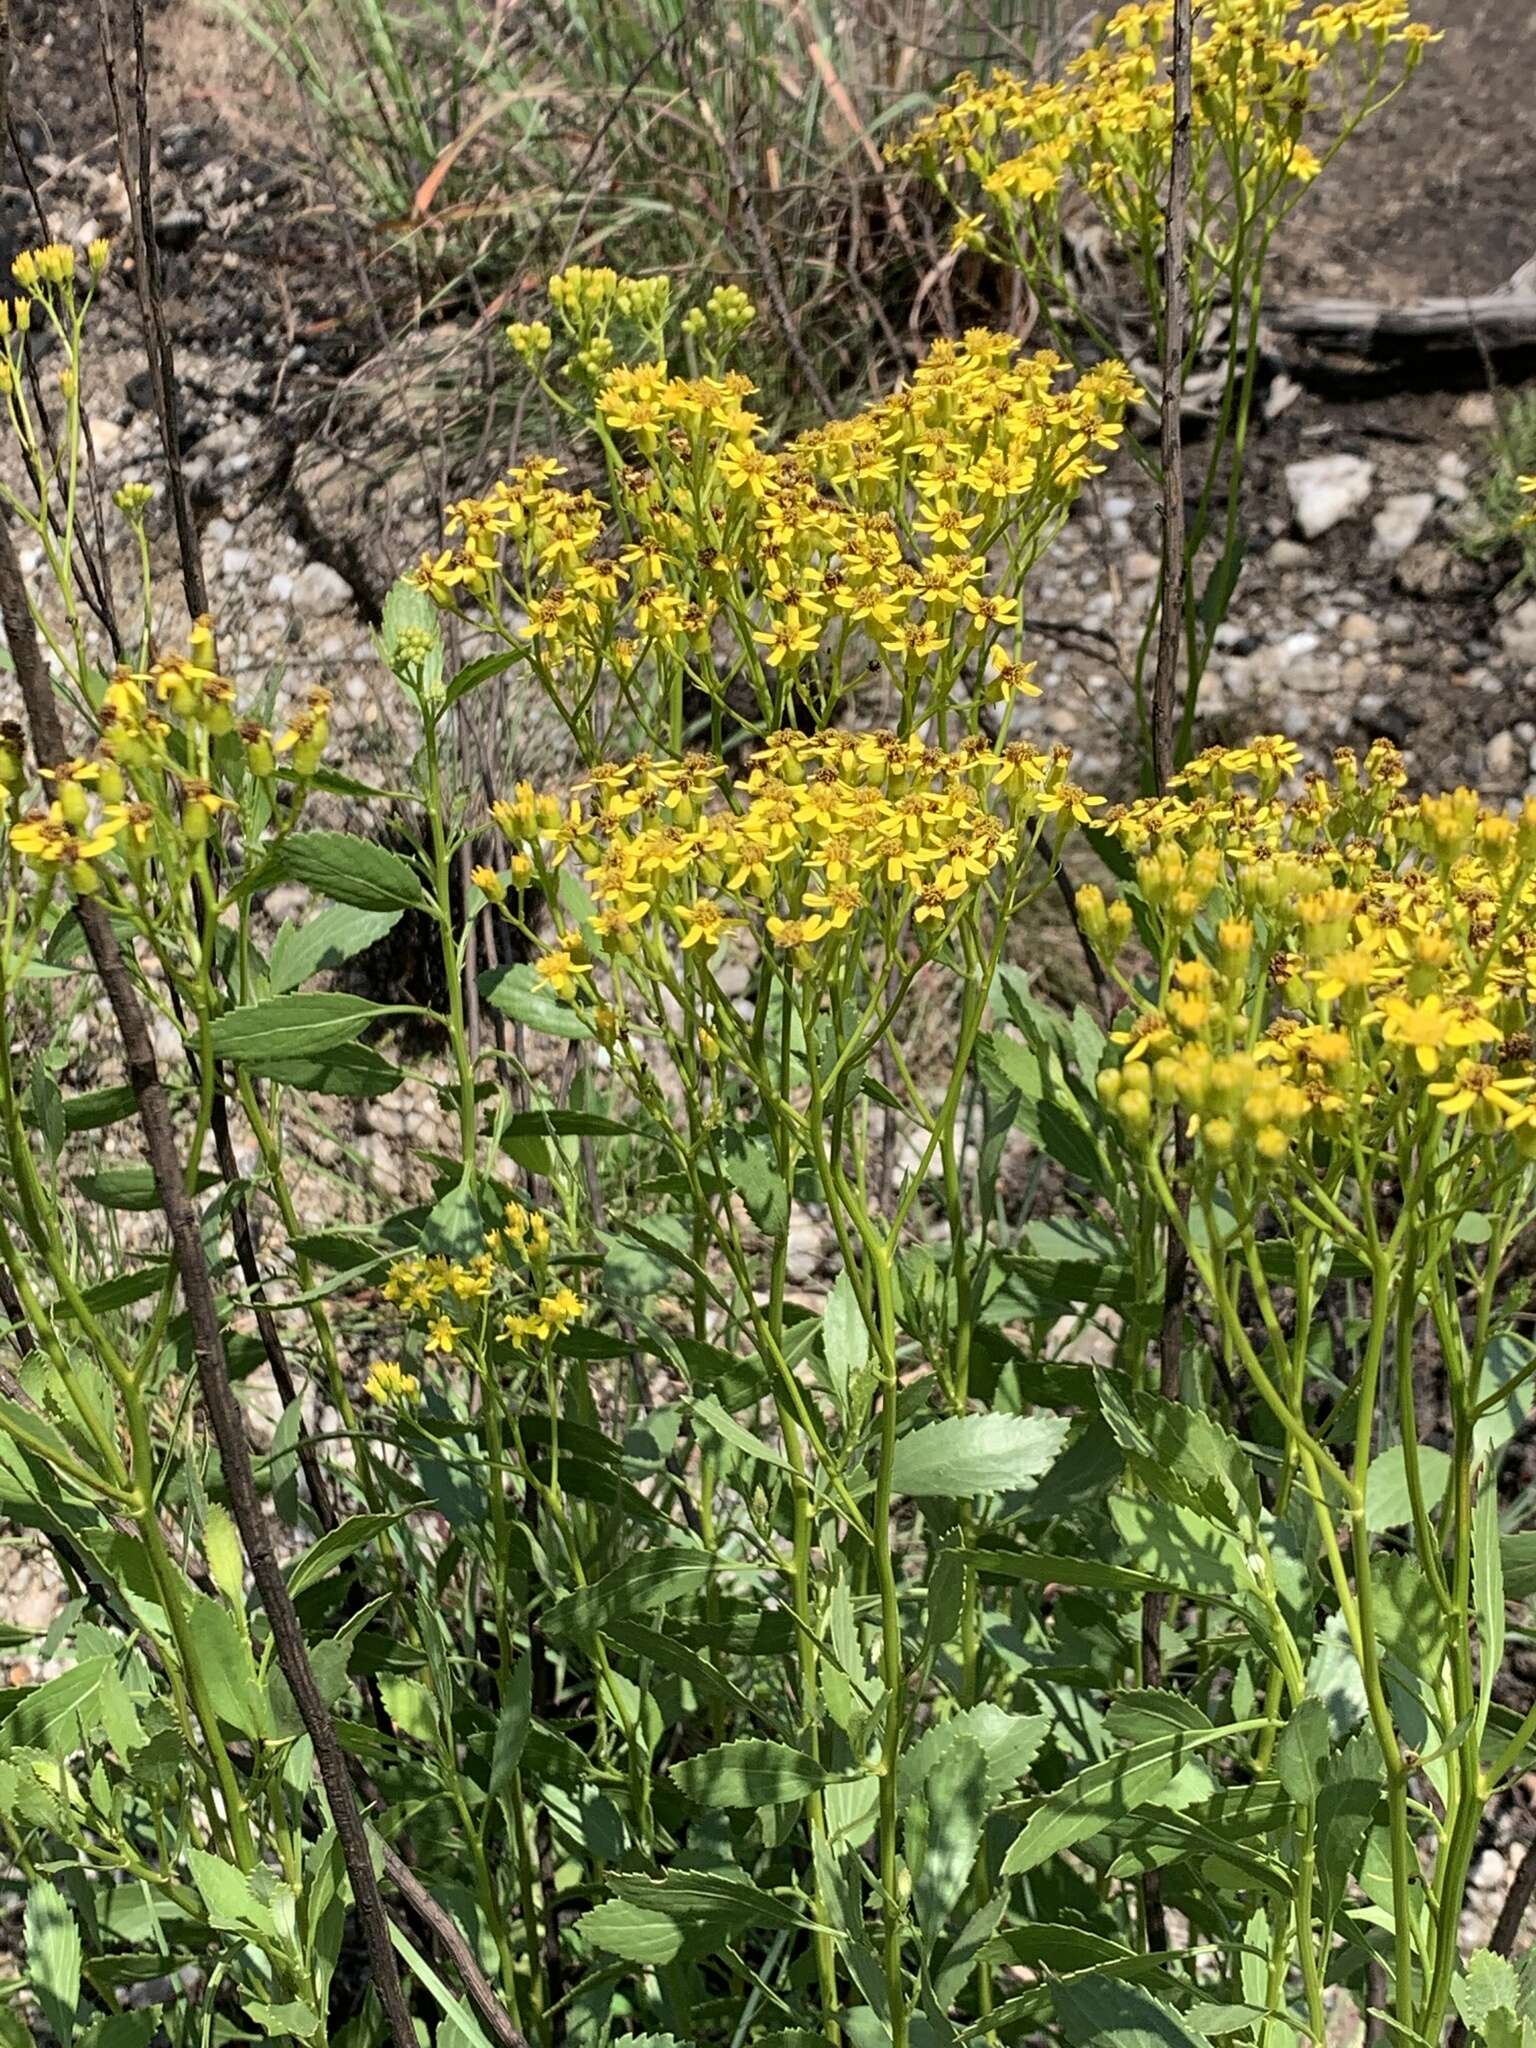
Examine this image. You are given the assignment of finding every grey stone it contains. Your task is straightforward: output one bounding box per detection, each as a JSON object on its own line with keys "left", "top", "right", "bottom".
{"left": 1499, "top": 597, "right": 1536, "bottom": 664}
{"left": 1371, "top": 491, "right": 1435, "bottom": 557}
{"left": 1285, "top": 453, "right": 1374, "bottom": 538}
{"left": 291, "top": 561, "right": 354, "bottom": 617}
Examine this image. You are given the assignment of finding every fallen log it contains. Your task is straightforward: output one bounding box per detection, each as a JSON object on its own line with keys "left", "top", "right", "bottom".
{"left": 1270, "top": 291, "right": 1536, "bottom": 359}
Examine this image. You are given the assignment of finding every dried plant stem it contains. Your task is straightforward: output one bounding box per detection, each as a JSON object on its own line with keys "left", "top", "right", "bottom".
{"left": 1140, "top": 0, "right": 1193, "bottom": 1957}
{"left": 95, "top": 0, "right": 208, "bottom": 621}
{"left": 0, "top": 517, "right": 418, "bottom": 2048}
{"left": 1150, "top": 0, "right": 1192, "bottom": 796}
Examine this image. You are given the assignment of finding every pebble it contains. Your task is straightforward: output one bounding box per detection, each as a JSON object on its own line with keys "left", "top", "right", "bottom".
{"left": 1454, "top": 391, "right": 1497, "bottom": 429}
{"left": 1267, "top": 537, "right": 1311, "bottom": 569}
{"left": 1371, "top": 491, "right": 1435, "bottom": 558}
{"left": 1483, "top": 730, "right": 1521, "bottom": 783}
{"left": 1285, "top": 453, "right": 1374, "bottom": 539}
{"left": 1498, "top": 596, "right": 1536, "bottom": 665}
{"left": 1125, "top": 549, "right": 1160, "bottom": 582}
{"left": 290, "top": 561, "right": 354, "bottom": 616}
{"left": 1339, "top": 612, "right": 1378, "bottom": 645}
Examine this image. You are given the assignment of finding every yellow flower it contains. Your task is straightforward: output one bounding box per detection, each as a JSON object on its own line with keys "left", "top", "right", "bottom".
{"left": 424, "top": 1315, "right": 463, "bottom": 1357}
{"left": 1377, "top": 992, "right": 1498, "bottom": 1075}
{"left": 1427, "top": 1060, "right": 1533, "bottom": 1131}
{"left": 537, "top": 1286, "right": 584, "bottom": 1335}
{"left": 363, "top": 1359, "right": 421, "bottom": 1410}
{"left": 534, "top": 947, "right": 592, "bottom": 1000}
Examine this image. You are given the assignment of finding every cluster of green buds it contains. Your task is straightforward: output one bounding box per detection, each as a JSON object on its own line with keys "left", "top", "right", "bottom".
{"left": 679, "top": 281, "right": 756, "bottom": 342}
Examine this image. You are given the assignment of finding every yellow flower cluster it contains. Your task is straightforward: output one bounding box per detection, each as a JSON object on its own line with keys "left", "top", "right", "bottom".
{"left": 894, "top": 1, "right": 1437, "bottom": 269}
{"left": 494, "top": 731, "right": 1101, "bottom": 1005}
{"left": 379, "top": 1203, "right": 584, "bottom": 1375}
{"left": 1088, "top": 739, "right": 1536, "bottom": 1176}
{"left": 3, "top": 626, "right": 329, "bottom": 892}
{"left": 412, "top": 323, "right": 1135, "bottom": 727}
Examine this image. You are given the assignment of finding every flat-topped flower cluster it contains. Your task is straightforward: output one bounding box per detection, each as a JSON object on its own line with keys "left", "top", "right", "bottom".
{"left": 1087, "top": 739, "right": 1536, "bottom": 1183}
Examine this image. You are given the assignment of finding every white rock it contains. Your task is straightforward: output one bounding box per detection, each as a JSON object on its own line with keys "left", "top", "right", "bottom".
{"left": 1371, "top": 491, "right": 1435, "bottom": 557}
{"left": 267, "top": 570, "right": 294, "bottom": 604}
{"left": 1285, "top": 454, "right": 1374, "bottom": 539}
{"left": 1339, "top": 612, "right": 1378, "bottom": 645}
{"left": 1125, "top": 549, "right": 1160, "bottom": 582}
{"left": 1267, "top": 536, "right": 1310, "bottom": 569}
{"left": 1483, "top": 730, "right": 1521, "bottom": 783}
{"left": 290, "top": 561, "right": 353, "bottom": 616}
{"left": 1103, "top": 494, "right": 1135, "bottom": 519}
{"left": 1499, "top": 597, "right": 1536, "bottom": 665}
{"left": 220, "top": 545, "right": 255, "bottom": 578}
{"left": 88, "top": 415, "right": 124, "bottom": 457}
{"left": 1454, "top": 392, "right": 1497, "bottom": 430}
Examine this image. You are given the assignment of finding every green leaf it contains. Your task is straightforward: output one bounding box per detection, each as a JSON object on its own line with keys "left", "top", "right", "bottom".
{"left": 186, "top": 1848, "right": 277, "bottom": 1937}
{"left": 73, "top": 1166, "right": 218, "bottom": 1211}
{"left": 694, "top": 1395, "right": 797, "bottom": 1475}
{"left": 210, "top": 993, "right": 395, "bottom": 1063}
{"left": 670, "top": 1738, "right": 836, "bottom": 1807}
{"left": 823, "top": 1268, "right": 869, "bottom": 1414}
{"left": 607, "top": 1868, "right": 805, "bottom": 1932}
{"left": 899, "top": 1704, "right": 1048, "bottom": 1802}
{"left": 479, "top": 963, "right": 592, "bottom": 1039}
{"left": 968, "top": 1546, "right": 1160, "bottom": 1594}
{"left": 1001, "top": 1728, "right": 1215, "bottom": 1876}
{"left": 908, "top": 1729, "right": 988, "bottom": 1942}
{"left": 504, "top": 1109, "right": 630, "bottom": 1139}
{"left": 1275, "top": 1697, "right": 1332, "bottom": 1806}
{"left": 254, "top": 1043, "right": 403, "bottom": 1098}
{"left": 1053, "top": 1972, "right": 1209, "bottom": 2048}
{"left": 59, "top": 1083, "right": 137, "bottom": 1133}
{"left": 1, "top": 1658, "right": 110, "bottom": 1756}
{"left": 276, "top": 831, "right": 424, "bottom": 912}
{"left": 1475, "top": 1476, "right": 1506, "bottom": 1737}
{"left": 1453, "top": 1951, "right": 1525, "bottom": 2037}
{"left": 489, "top": 1659, "right": 533, "bottom": 1804}
{"left": 25, "top": 1879, "right": 81, "bottom": 2047}
{"left": 286, "top": 1513, "right": 404, "bottom": 1599}
{"left": 544, "top": 1547, "right": 718, "bottom": 1640}
{"left": 1364, "top": 1444, "right": 1451, "bottom": 1531}
{"left": 891, "top": 1411, "right": 1069, "bottom": 1498}
{"left": 1108, "top": 1496, "right": 1249, "bottom": 1601}
{"left": 269, "top": 904, "right": 402, "bottom": 992}
{"left": 186, "top": 1596, "right": 267, "bottom": 1742}
{"left": 421, "top": 1179, "right": 487, "bottom": 1261}
{"left": 1501, "top": 1532, "right": 1536, "bottom": 1602}
{"left": 578, "top": 1898, "right": 684, "bottom": 1966}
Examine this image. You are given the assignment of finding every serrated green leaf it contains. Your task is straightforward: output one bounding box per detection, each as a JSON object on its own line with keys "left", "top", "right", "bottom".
{"left": 277, "top": 831, "right": 424, "bottom": 912}
{"left": 210, "top": 993, "right": 395, "bottom": 1063}
{"left": 1053, "top": 1972, "right": 1209, "bottom": 2048}
{"left": 891, "top": 1411, "right": 1069, "bottom": 1498}
{"left": 670, "top": 1738, "right": 836, "bottom": 1807}
{"left": 25, "top": 1879, "right": 81, "bottom": 2046}
{"left": 1002, "top": 1727, "right": 1219, "bottom": 1876}
{"left": 269, "top": 903, "right": 402, "bottom": 993}
{"left": 479, "top": 964, "right": 591, "bottom": 1039}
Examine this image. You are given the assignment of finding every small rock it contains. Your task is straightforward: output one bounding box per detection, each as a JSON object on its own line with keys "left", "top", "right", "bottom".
{"left": 1285, "top": 453, "right": 1374, "bottom": 539}
{"left": 1371, "top": 491, "right": 1435, "bottom": 558}
{"left": 1267, "top": 537, "right": 1310, "bottom": 569}
{"left": 290, "top": 561, "right": 353, "bottom": 616}
{"left": 87, "top": 415, "right": 123, "bottom": 457}
{"left": 1125, "top": 549, "right": 1160, "bottom": 582}
{"left": 1103, "top": 494, "right": 1135, "bottom": 520}
{"left": 220, "top": 545, "right": 255, "bottom": 578}
{"left": 1393, "top": 543, "right": 1487, "bottom": 600}
{"left": 1483, "top": 730, "right": 1521, "bottom": 783}
{"left": 1499, "top": 596, "right": 1536, "bottom": 665}
{"left": 1339, "top": 612, "right": 1378, "bottom": 645}
{"left": 267, "top": 570, "right": 294, "bottom": 604}
{"left": 1455, "top": 392, "right": 1497, "bottom": 430}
